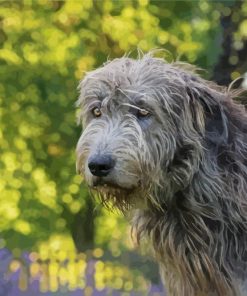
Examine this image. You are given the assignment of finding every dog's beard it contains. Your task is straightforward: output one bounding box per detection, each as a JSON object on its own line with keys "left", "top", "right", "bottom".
{"left": 90, "top": 181, "right": 151, "bottom": 212}
{"left": 90, "top": 185, "right": 134, "bottom": 212}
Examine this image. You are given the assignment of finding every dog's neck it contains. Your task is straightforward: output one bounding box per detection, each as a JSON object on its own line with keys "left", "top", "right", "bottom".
{"left": 132, "top": 165, "right": 247, "bottom": 296}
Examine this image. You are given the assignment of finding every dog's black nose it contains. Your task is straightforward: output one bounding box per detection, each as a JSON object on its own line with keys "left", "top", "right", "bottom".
{"left": 88, "top": 154, "right": 115, "bottom": 177}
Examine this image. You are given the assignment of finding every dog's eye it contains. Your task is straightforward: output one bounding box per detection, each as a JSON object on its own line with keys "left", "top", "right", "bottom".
{"left": 92, "top": 107, "right": 102, "bottom": 117}
{"left": 137, "top": 108, "right": 150, "bottom": 118}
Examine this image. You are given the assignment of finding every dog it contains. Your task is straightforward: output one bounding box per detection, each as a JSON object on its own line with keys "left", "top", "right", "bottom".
{"left": 76, "top": 52, "right": 247, "bottom": 296}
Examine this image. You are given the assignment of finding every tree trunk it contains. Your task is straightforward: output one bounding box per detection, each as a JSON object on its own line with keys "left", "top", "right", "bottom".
{"left": 212, "top": 1, "right": 246, "bottom": 88}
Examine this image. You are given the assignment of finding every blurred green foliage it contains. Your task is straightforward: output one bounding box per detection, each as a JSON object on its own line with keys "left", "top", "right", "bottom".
{"left": 0, "top": 0, "right": 246, "bottom": 262}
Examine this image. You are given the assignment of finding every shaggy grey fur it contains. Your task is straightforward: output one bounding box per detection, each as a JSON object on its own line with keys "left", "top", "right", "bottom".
{"left": 76, "top": 52, "right": 247, "bottom": 296}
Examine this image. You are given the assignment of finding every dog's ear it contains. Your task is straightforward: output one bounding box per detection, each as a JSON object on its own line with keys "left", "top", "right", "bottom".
{"left": 186, "top": 84, "right": 229, "bottom": 148}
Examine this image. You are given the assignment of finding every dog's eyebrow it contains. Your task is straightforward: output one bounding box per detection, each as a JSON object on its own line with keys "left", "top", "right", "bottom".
{"left": 98, "top": 93, "right": 107, "bottom": 101}
{"left": 116, "top": 88, "right": 133, "bottom": 101}
{"left": 121, "top": 103, "right": 143, "bottom": 111}
{"left": 117, "top": 88, "right": 152, "bottom": 110}
{"left": 83, "top": 91, "right": 106, "bottom": 103}
{"left": 121, "top": 99, "right": 153, "bottom": 112}
{"left": 86, "top": 99, "right": 101, "bottom": 109}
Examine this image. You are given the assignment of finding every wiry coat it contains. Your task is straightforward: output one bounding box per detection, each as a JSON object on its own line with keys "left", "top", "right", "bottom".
{"left": 76, "top": 53, "right": 247, "bottom": 296}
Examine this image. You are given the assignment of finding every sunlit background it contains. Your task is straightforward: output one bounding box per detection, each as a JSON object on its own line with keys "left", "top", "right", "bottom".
{"left": 0, "top": 0, "right": 246, "bottom": 295}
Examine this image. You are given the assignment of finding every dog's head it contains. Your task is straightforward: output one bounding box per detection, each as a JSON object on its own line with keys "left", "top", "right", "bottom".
{"left": 76, "top": 53, "right": 230, "bottom": 210}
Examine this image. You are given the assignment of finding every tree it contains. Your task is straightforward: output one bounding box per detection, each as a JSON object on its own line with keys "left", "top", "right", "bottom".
{"left": 212, "top": 1, "right": 247, "bottom": 87}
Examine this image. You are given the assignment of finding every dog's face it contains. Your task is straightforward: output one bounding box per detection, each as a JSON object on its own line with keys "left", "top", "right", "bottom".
{"left": 76, "top": 55, "right": 217, "bottom": 209}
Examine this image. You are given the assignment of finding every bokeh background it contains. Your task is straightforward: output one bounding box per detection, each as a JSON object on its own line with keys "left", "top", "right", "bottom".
{"left": 0, "top": 0, "right": 247, "bottom": 295}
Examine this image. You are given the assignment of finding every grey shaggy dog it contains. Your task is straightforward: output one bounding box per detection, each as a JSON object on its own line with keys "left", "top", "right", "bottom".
{"left": 76, "top": 52, "right": 247, "bottom": 296}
